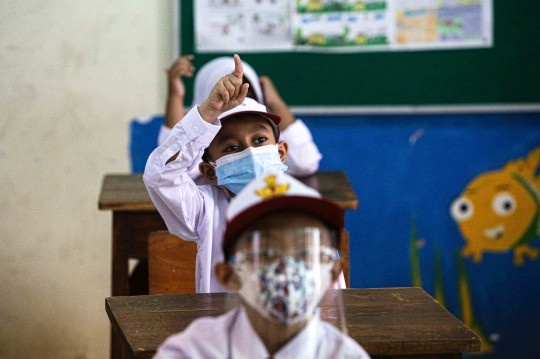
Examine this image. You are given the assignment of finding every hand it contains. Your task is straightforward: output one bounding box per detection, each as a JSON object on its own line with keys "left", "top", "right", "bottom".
{"left": 199, "top": 54, "right": 249, "bottom": 122}
{"left": 259, "top": 76, "right": 284, "bottom": 111}
{"left": 167, "top": 55, "right": 195, "bottom": 97}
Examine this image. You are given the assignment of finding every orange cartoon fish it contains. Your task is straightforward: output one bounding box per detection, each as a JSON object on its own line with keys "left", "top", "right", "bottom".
{"left": 450, "top": 147, "right": 540, "bottom": 265}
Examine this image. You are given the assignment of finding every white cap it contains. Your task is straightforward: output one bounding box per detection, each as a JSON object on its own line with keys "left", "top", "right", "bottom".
{"left": 222, "top": 170, "right": 344, "bottom": 252}
{"left": 217, "top": 97, "right": 280, "bottom": 127}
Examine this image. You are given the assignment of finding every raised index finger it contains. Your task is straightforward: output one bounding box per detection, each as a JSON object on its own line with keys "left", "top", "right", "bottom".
{"left": 233, "top": 54, "right": 243, "bottom": 80}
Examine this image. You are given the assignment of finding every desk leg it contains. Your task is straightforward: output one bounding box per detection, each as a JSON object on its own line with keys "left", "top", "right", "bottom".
{"left": 111, "top": 211, "right": 133, "bottom": 296}
{"left": 111, "top": 212, "right": 131, "bottom": 359}
{"left": 109, "top": 211, "right": 168, "bottom": 359}
{"left": 122, "top": 342, "right": 136, "bottom": 359}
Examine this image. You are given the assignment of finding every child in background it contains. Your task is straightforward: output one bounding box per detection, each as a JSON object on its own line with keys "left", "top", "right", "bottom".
{"left": 159, "top": 55, "right": 321, "bottom": 178}
{"left": 152, "top": 170, "right": 370, "bottom": 359}
{"left": 144, "top": 54, "right": 289, "bottom": 293}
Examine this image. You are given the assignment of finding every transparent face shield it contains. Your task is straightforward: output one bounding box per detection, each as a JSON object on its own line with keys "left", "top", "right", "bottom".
{"left": 227, "top": 226, "right": 348, "bottom": 348}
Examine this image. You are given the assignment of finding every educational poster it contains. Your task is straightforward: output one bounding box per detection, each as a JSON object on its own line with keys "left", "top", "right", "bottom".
{"left": 195, "top": 0, "right": 294, "bottom": 52}
{"left": 294, "top": 0, "right": 389, "bottom": 48}
{"left": 394, "top": 0, "right": 489, "bottom": 50}
{"left": 194, "top": 0, "right": 492, "bottom": 52}
{"left": 295, "top": 8, "right": 388, "bottom": 47}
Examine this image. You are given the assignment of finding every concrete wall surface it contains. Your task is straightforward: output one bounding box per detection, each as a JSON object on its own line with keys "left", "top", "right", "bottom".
{"left": 0, "top": 1, "right": 172, "bottom": 358}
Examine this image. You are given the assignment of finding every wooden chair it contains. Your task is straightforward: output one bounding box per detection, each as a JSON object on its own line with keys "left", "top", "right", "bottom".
{"left": 148, "top": 229, "right": 350, "bottom": 293}
{"left": 148, "top": 231, "right": 197, "bottom": 294}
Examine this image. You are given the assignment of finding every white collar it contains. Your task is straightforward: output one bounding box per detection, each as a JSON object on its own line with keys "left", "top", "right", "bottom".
{"left": 230, "top": 307, "right": 322, "bottom": 359}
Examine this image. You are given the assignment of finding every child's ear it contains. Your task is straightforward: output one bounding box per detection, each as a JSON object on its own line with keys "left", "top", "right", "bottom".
{"left": 199, "top": 161, "right": 218, "bottom": 183}
{"left": 277, "top": 141, "right": 288, "bottom": 163}
{"left": 215, "top": 262, "right": 241, "bottom": 291}
{"left": 331, "top": 259, "right": 343, "bottom": 283}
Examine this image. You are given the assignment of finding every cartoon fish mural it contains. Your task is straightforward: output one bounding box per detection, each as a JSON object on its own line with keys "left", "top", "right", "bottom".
{"left": 450, "top": 147, "right": 540, "bottom": 265}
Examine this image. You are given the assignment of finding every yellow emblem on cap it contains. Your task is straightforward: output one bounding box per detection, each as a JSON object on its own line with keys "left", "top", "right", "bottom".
{"left": 255, "top": 175, "right": 290, "bottom": 200}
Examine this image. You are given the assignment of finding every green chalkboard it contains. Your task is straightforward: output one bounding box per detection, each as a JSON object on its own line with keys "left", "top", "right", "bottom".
{"left": 179, "top": 1, "right": 540, "bottom": 107}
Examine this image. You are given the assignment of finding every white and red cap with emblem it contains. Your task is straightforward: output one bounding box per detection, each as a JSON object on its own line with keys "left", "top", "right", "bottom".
{"left": 222, "top": 170, "right": 344, "bottom": 253}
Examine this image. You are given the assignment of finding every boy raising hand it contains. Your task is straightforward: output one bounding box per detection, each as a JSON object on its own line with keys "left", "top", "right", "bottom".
{"left": 199, "top": 54, "right": 249, "bottom": 121}
{"left": 144, "top": 55, "right": 289, "bottom": 293}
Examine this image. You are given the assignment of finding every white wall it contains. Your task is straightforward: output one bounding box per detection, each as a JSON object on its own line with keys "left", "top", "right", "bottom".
{"left": 0, "top": 1, "right": 172, "bottom": 358}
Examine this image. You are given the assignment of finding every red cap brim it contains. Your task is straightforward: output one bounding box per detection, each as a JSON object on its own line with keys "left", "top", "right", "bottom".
{"left": 222, "top": 195, "right": 344, "bottom": 255}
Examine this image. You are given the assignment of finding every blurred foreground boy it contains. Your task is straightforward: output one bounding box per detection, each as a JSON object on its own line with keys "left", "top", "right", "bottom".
{"left": 153, "top": 171, "right": 370, "bottom": 359}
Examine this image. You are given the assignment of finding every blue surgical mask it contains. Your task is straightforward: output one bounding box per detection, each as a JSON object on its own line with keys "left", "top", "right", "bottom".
{"left": 213, "top": 145, "right": 288, "bottom": 194}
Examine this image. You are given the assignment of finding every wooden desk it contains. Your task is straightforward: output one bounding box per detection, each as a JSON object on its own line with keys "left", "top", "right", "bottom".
{"left": 106, "top": 288, "right": 481, "bottom": 359}
{"left": 99, "top": 172, "right": 358, "bottom": 359}
{"left": 99, "top": 172, "right": 358, "bottom": 296}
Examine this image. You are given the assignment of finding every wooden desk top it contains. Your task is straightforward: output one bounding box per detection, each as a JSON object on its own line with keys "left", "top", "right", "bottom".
{"left": 98, "top": 171, "right": 358, "bottom": 211}
{"left": 105, "top": 288, "right": 480, "bottom": 359}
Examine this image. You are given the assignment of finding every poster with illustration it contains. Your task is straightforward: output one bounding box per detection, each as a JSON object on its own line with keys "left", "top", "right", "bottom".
{"left": 395, "top": 0, "right": 489, "bottom": 50}
{"left": 195, "top": 0, "right": 294, "bottom": 52}
{"left": 195, "top": 0, "right": 492, "bottom": 52}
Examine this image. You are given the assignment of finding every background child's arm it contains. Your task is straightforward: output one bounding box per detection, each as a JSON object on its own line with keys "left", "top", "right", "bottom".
{"left": 164, "top": 55, "right": 195, "bottom": 129}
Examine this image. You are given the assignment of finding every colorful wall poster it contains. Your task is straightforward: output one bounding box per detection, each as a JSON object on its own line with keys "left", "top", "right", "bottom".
{"left": 394, "top": 0, "right": 490, "bottom": 50}
{"left": 195, "top": 0, "right": 294, "bottom": 52}
{"left": 194, "top": 0, "right": 492, "bottom": 52}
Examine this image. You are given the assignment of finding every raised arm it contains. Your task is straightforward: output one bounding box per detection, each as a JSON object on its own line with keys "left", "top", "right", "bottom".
{"left": 144, "top": 55, "right": 249, "bottom": 240}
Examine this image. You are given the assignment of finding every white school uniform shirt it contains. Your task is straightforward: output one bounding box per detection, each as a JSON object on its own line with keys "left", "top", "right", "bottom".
{"left": 145, "top": 106, "right": 229, "bottom": 293}
{"left": 152, "top": 306, "right": 371, "bottom": 359}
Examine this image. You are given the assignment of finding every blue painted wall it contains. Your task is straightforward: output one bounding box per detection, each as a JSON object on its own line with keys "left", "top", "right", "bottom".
{"left": 130, "top": 112, "right": 540, "bottom": 358}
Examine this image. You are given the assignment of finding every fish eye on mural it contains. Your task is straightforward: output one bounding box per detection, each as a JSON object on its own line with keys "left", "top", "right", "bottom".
{"left": 491, "top": 192, "right": 516, "bottom": 216}
{"left": 450, "top": 147, "right": 540, "bottom": 266}
{"left": 450, "top": 196, "right": 474, "bottom": 221}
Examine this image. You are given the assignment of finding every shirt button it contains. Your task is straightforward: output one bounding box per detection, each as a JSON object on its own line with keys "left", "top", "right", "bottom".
{"left": 192, "top": 125, "right": 199, "bottom": 132}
